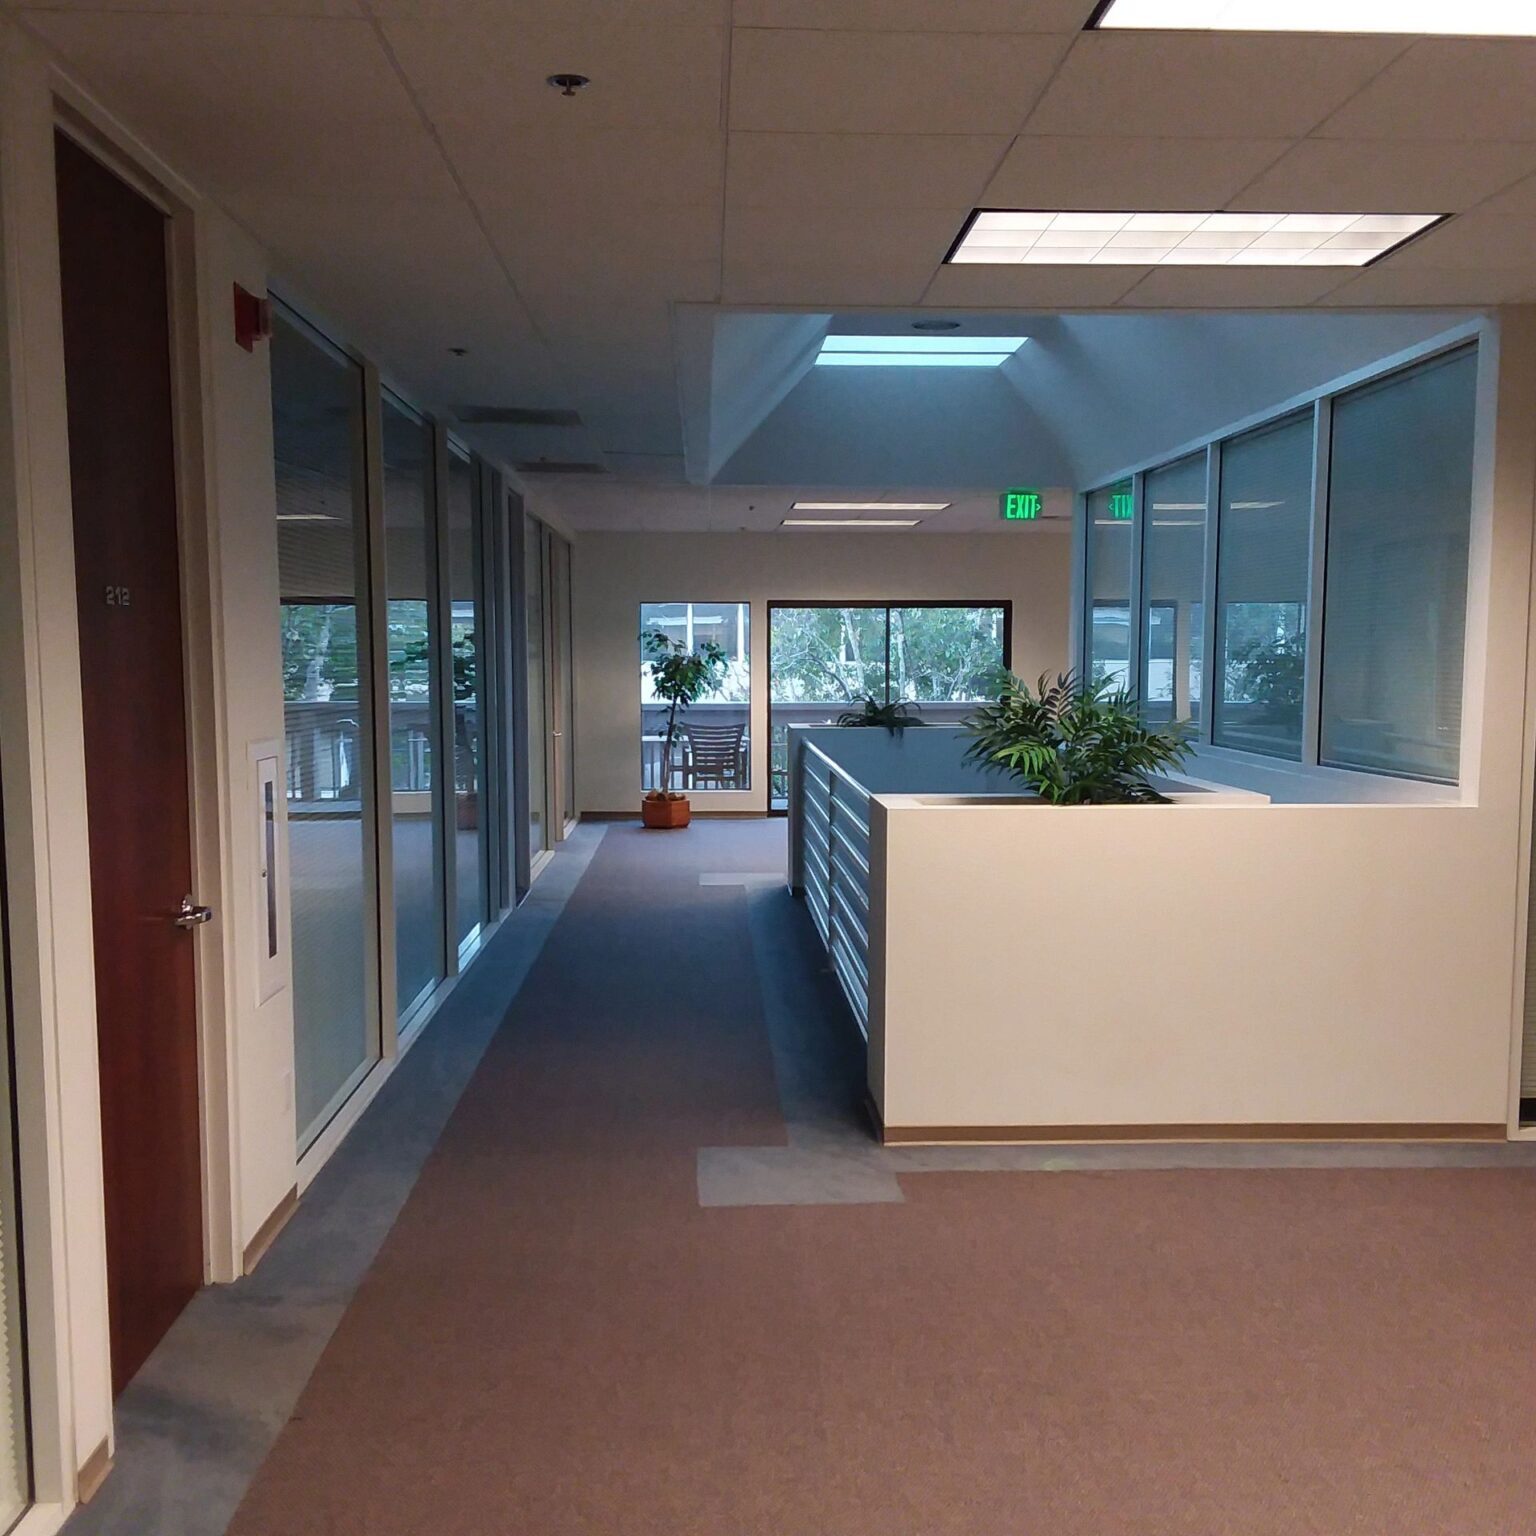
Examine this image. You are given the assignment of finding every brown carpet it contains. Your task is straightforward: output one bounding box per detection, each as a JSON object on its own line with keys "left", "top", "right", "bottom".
{"left": 229, "top": 823, "right": 1536, "bottom": 1536}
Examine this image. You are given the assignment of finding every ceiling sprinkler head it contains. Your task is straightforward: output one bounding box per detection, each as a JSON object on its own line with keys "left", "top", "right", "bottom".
{"left": 546, "top": 73, "right": 590, "bottom": 96}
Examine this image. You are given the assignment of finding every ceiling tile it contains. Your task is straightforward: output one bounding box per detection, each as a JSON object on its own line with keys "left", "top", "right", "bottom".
{"left": 23, "top": 15, "right": 403, "bottom": 127}
{"left": 371, "top": 0, "right": 722, "bottom": 17}
{"left": 439, "top": 125, "right": 723, "bottom": 210}
{"left": 1316, "top": 39, "right": 1536, "bottom": 143}
{"left": 722, "top": 261, "right": 934, "bottom": 305}
{"left": 731, "top": 0, "right": 1094, "bottom": 29}
{"left": 725, "top": 203, "right": 965, "bottom": 270}
{"left": 383, "top": 20, "right": 725, "bottom": 132}
{"left": 983, "top": 135, "right": 1290, "bottom": 210}
{"left": 19, "top": 0, "right": 355, "bottom": 13}
{"left": 1025, "top": 33, "right": 1407, "bottom": 139}
{"left": 727, "top": 132, "right": 1007, "bottom": 209}
{"left": 1232, "top": 138, "right": 1536, "bottom": 215}
{"left": 485, "top": 199, "right": 722, "bottom": 276}
{"left": 922, "top": 262, "right": 1145, "bottom": 307}
{"left": 1114, "top": 266, "right": 1352, "bottom": 308}
{"left": 1317, "top": 266, "right": 1532, "bottom": 306}
{"left": 728, "top": 28, "right": 1070, "bottom": 135}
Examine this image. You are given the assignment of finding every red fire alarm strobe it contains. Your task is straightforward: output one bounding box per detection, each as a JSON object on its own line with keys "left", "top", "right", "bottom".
{"left": 233, "top": 284, "right": 272, "bottom": 352}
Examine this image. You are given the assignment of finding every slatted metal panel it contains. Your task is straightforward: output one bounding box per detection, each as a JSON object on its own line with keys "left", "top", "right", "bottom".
{"left": 796, "top": 741, "right": 872, "bottom": 1037}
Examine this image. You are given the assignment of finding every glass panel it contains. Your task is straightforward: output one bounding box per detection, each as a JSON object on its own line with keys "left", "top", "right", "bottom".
{"left": 381, "top": 395, "right": 440, "bottom": 1020}
{"left": 526, "top": 519, "right": 548, "bottom": 856}
{"left": 272, "top": 310, "right": 376, "bottom": 1146}
{"left": 0, "top": 915, "right": 29, "bottom": 1524}
{"left": 1141, "top": 453, "right": 1208, "bottom": 727}
{"left": 446, "top": 448, "right": 483, "bottom": 947}
{"left": 553, "top": 536, "right": 576, "bottom": 825}
{"left": 1321, "top": 347, "right": 1477, "bottom": 782}
{"left": 769, "top": 605, "right": 888, "bottom": 808}
{"left": 889, "top": 606, "right": 1006, "bottom": 724}
{"left": 640, "top": 601, "right": 751, "bottom": 795}
{"left": 1212, "top": 413, "right": 1314, "bottom": 760}
{"left": 1085, "top": 479, "right": 1134, "bottom": 691}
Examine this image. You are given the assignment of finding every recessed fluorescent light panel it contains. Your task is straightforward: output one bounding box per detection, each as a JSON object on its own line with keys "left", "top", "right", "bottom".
{"left": 790, "top": 501, "right": 951, "bottom": 512}
{"left": 1090, "top": 0, "right": 1536, "bottom": 35}
{"left": 782, "top": 518, "right": 922, "bottom": 528}
{"left": 948, "top": 210, "right": 1443, "bottom": 266}
{"left": 815, "top": 334, "right": 1027, "bottom": 367}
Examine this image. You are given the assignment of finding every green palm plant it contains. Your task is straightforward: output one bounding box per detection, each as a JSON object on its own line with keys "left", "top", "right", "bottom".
{"left": 963, "top": 671, "right": 1192, "bottom": 805}
{"left": 835, "top": 695, "right": 923, "bottom": 733}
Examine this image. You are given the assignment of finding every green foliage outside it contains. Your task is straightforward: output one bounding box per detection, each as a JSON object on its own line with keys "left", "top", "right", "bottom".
{"left": 835, "top": 697, "right": 922, "bottom": 732}
{"left": 964, "top": 671, "right": 1192, "bottom": 805}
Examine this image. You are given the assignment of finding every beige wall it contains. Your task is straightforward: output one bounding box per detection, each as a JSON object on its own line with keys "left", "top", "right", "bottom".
{"left": 573, "top": 528, "right": 1074, "bottom": 816}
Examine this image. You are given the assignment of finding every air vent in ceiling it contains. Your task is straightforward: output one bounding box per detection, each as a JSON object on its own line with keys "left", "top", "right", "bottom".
{"left": 458, "top": 406, "right": 584, "bottom": 428}
{"left": 513, "top": 460, "right": 610, "bottom": 476}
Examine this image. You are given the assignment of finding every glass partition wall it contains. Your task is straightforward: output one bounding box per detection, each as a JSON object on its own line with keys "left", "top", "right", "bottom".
{"left": 1079, "top": 339, "right": 1479, "bottom": 787}
{"left": 272, "top": 300, "right": 532, "bottom": 1154}
{"left": 768, "top": 603, "right": 1009, "bottom": 808}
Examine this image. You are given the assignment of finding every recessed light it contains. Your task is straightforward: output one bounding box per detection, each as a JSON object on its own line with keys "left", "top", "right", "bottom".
{"left": 782, "top": 518, "right": 922, "bottom": 528}
{"left": 1089, "top": 0, "right": 1536, "bottom": 34}
{"left": 790, "top": 501, "right": 950, "bottom": 512}
{"left": 815, "top": 334, "right": 1028, "bottom": 368}
{"left": 947, "top": 209, "right": 1445, "bottom": 266}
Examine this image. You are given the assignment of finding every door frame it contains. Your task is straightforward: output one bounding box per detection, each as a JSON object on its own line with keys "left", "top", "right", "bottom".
{"left": 51, "top": 103, "right": 239, "bottom": 1287}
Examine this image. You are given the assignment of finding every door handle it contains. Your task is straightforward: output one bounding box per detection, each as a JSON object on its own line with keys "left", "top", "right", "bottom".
{"left": 174, "top": 895, "right": 214, "bottom": 930}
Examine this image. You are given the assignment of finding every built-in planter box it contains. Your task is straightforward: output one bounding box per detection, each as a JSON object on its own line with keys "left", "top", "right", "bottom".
{"left": 788, "top": 726, "right": 1511, "bottom": 1146}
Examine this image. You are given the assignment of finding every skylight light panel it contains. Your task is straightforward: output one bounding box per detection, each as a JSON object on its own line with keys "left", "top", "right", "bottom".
{"left": 814, "top": 334, "right": 1028, "bottom": 367}
{"left": 781, "top": 518, "right": 922, "bottom": 528}
{"left": 946, "top": 210, "right": 1444, "bottom": 267}
{"left": 791, "top": 501, "right": 951, "bottom": 512}
{"left": 1089, "top": 0, "right": 1536, "bottom": 34}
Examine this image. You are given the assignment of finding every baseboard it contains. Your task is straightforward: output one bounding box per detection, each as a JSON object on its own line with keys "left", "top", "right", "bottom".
{"left": 242, "top": 1184, "right": 298, "bottom": 1273}
{"left": 582, "top": 809, "right": 766, "bottom": 821}
{"left": 878, "top": 1122, "right": 1508, "bottom": 1146}
{"left": 76, "top": 1437, "right": 112, "bottom": 1503}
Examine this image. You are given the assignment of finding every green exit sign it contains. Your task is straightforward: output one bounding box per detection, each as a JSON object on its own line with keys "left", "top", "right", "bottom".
{"left": 1109, "top": 491, "right": 1134, "bottom": 520}
{"left": 1000, "top": 488, "right": 1042, "bottom": 522}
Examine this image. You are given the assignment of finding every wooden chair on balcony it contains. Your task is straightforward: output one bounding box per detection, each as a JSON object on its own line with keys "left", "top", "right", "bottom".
{"left": 681, "top": 723, "right": 746, "bottom": 789}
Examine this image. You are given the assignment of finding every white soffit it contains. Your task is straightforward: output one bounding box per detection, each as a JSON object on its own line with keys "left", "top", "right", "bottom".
{"left": 1092, "top": 0, "right": 1536, "bottom": 36}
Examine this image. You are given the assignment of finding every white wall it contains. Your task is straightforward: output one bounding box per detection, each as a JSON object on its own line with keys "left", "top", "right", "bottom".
{"left": 860, "top": 309, "right": 1536, "bottom": 1139}
{"left": 573, "top": 528, "right": 1074, "bottom": 816}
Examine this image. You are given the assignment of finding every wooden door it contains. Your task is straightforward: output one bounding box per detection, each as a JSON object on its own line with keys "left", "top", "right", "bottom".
{"left": 55, "top": 131, "right": 204, "bottom": 1395}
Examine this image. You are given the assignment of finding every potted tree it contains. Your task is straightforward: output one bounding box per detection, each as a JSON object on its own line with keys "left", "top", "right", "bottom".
{"left": 964, "top": 671, "right": 1191, "bottom": 803}
{"left": 641, "top": 628, "right": 729, "bottom": 829}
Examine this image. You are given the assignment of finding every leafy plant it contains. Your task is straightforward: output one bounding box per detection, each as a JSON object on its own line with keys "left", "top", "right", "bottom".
{"left": 835, "top": 696, "right": 923, "bottom": 733}
{"left": 1230, "top": 635, "right": 1305, "bottom": 717}
{"left": 963, "top": 671, "right": 1192, "bottom": 805}
{"left": 641, "top": 628, "right": 729, "bottom": 797}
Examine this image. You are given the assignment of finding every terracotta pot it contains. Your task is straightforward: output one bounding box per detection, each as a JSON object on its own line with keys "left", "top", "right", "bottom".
{"left": 642, "top": 793, "right": 691, "bottom": 830}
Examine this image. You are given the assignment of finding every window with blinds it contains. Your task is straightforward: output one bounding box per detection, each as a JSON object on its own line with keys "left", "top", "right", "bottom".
{"left": 1320, "top": 346, "right": 1477, "bottom": 783}
{"left": 1141, "top": 453, "right": 1207, "bottom": 728}
{"left": 1212, "top": 412, "right": 1314, "bottom": 761}
{"left": 1086, "top": 481, "right": 1134, "bottom": 692}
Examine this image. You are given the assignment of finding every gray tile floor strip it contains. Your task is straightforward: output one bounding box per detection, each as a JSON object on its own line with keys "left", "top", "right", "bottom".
{"left": 62, "top": 824, "right": 605, "bottom": 1536}
{"left": 697, "top": 883, "right": 1536, "bottom": 1208}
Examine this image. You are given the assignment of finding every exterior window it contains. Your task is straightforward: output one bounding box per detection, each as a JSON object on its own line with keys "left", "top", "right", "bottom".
{"left": 1320, "top": 347, "right": 1477, "bottom": 782}
{"left": 1212, "top": 412, "right": 1314, "bottom": 761}
{"left": 1085, "top": 480, "right": 1134, "bottom": 691}
{"left": 272, "top": 308, "right": 378, "bottom": 1148}
{"left": 640, "top": 602, "right": 751, "bottom": 794}
{"left": 1141, "top": 453, "right": 1207, "bottom": 726}
{"left": 381, "top": 394, "right": 442, "bottom": 1020}
{"left": 768, "top": 603, "right": 1007, "bottom": 808}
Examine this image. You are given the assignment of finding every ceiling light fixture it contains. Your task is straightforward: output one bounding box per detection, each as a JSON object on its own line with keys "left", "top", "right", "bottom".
{"left": 790, "top": 501, "right": 951, "bottom": 512}
{"left": 546, "top": 73, "right": 590, "bottom": 95}
{"left": 815, "top": 333, "right": 1028, "bottom": 368}
{"left": 1088, "top": 0, "right": 1536, "bottom": 35}
{"left": 947, "top": 209, "right": 1445, "bottom": 266}
{"left": 911, "top": 319, "right": 962, "bottom": 331}
{"left": 782, "top": 518, "right": 922, "bottom": 528}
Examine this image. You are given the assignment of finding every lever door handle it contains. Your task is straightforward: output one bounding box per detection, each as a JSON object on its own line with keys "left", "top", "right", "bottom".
{"left": 174, "top": 895, "right": 214, "bottom": 930}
